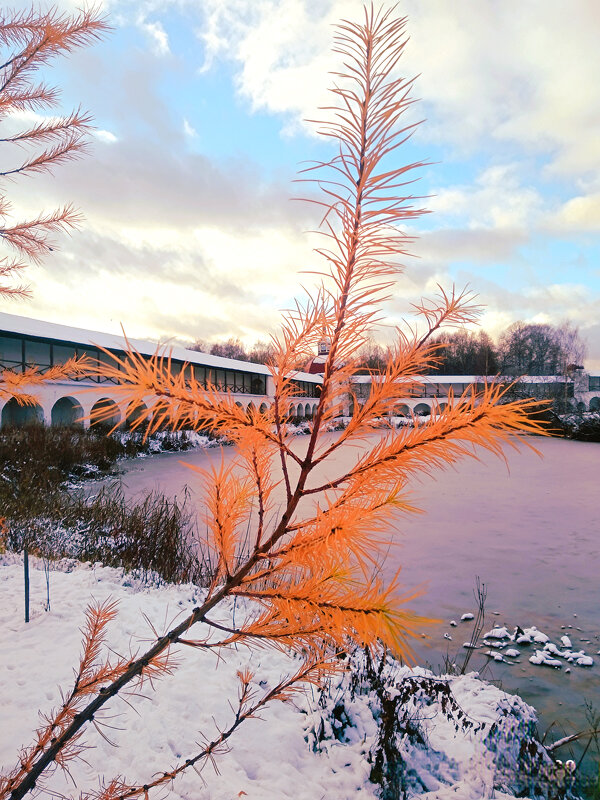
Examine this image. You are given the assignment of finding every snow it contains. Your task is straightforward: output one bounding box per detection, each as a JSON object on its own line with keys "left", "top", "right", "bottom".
{"left": 460, "top": 613, "right": 474, "bottom": 621}
{"left": 529, "top": 651, "right": 562, "bottom": 668}
{"left": 483, "top": 626, "right": 510, "bottom": 640}
{"left": 0, "top": 559, "right": 549, "bottom": 799}
{"left": 524, "top": 626, "right": 550, "bottom": 644}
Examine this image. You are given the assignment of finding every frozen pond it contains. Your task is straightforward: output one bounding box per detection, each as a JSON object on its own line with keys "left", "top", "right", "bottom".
{"left": 114, "top": 434, "right": 599, "bottom": 758}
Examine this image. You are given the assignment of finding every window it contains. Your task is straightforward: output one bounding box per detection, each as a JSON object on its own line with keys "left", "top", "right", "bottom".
{"left": 77, "top": 347, "right": 99, "bottom": 381}
{"left": 194, "top": 365, "right": 206, "bottom": 387}
{"left": 24, "top": 339, "right": 51, "bottom": 369}
{"left": 53, "top": 343, "right": 77, "bottom": 365}
{"left": 170, "top": 360, "right": 183, "bottom": 378}
{"left": 0, "top": 335, "right": 23, "bottom": 371}
{"left": 97, "top": 349, "right": 120, "bottom": 382}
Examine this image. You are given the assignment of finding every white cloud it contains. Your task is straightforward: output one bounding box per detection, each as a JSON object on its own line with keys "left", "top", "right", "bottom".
{"left": 183, "top": 118, "right": 197, "bottom": 138}
{"left": 429, "top": 164, "right": 544, "bottom": 232}
{"left": 95, "top": 129, "right": 118, "bottom": 144}
{"left": 549, "top": 193, "right": 600, "bottom": 233}
{"left": 139, "top": 19, "right": 170, "bottom": 56}
{"left": 189, "top": 0, "right": 600, "bottom": 179}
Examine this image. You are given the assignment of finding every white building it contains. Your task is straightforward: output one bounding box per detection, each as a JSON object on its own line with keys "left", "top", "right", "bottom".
{"left": 0, "top": 312, "right": 322, "bottom": 428}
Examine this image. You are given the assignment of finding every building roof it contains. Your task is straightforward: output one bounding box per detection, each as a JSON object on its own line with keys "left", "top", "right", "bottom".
{"left": 0, "top": 311, "right": 322, "bottom": 383}
{"left": 350, "top": 373, "right": 572, "bottom": 384}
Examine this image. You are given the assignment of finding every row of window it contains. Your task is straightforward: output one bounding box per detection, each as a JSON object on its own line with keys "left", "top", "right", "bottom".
{"left": 290, "top": 379, "right": 321, "bottom": 399}
{"left": 416, "top": 383, "right": 482, "bottom": 397}
{"left": 0, "top": 334, "right": 283, "bottom": 396}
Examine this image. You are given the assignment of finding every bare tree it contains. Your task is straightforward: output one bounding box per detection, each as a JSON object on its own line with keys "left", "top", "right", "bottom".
{"left": 498, "top": 322, "right": 585, "bottom": 377}
{"left": 430, "top": 330, "right": 498, "bottom": 375}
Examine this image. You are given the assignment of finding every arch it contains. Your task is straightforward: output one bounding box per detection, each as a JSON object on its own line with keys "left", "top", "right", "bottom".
{"left": 259, "top": 402, "right": 268, "bottom": 414}
{"left": 437, "top": 402, "right": 448, "bottom": 412}
{"left": 125, "top": 400, "right": 148, "bottom": 429}
{"left": 90, "top": 397, "right": 121, "bottom": 429}
{"left": 246, "top": 402, "right": 256, "bottom": 420}
{"left": 394, "top": 404, "right": 410, "bottom": 417}
{"left": 1, "top": 398, "right": 44, "bottom": 427}
{"left": 414, "top": 402, "right": 431, "bottom": 416}
{"left": 305, "top": 404, "right": 314, "bottom": 419}
{"left": 288, "top": 404, "right": 297, "bottom": 420}
{"left": 589, "top": 397, "right": 600, "bottom": 412}
{"left": 51, "top": 396, "right": 84, "bottom": 427}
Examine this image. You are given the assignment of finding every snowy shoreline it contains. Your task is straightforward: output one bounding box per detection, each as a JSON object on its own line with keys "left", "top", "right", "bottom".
{"left": 0, "top": 558, "right": 579, "bottom": 799}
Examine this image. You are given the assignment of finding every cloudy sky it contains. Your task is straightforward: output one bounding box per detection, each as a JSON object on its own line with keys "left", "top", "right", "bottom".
{"left": 2, "top": 0, "right": 600, "bottom": 368}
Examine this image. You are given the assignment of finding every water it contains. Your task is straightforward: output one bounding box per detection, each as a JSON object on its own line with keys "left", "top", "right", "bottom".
{"left": 114, "top": 434, "right": 600, "bottom": 769}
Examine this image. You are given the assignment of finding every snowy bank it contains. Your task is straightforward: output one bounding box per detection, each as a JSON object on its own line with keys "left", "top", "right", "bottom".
{"left": 0, "top": 560, "right": 571, "bottom": 799}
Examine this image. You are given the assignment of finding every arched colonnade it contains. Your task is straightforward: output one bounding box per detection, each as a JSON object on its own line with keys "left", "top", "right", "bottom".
{"left": 0, "top": 389, "right": 320, "bottom": 429}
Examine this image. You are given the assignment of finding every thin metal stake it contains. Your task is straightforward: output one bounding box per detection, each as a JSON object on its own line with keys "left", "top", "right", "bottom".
{"left": 24, "top": 546, "right": 29, "bottom": 623}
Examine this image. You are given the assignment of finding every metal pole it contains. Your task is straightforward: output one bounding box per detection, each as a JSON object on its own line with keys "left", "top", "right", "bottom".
{"left": 24, "top": 546, "right": 29, "bottom": 623}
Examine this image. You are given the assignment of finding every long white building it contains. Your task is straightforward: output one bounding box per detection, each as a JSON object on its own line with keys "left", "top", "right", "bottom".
{"left": 0, "top": 312, "right": 322, "bottom": 428}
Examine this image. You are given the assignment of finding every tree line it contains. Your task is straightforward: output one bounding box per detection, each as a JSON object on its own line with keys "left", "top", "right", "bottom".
{"left": 431, "top": 321, "right": 585, "bottom": 376}
{"left": 195, "top": 321, "right": 586, "bottom": 377}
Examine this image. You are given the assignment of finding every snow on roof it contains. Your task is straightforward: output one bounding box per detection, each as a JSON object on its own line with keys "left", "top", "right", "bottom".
{"left": 352, "top": 374, "right": 490, "bottom": 384}
{"left": 0, "top": 311, "right": 321, "bottom": 383}
{"left": 351, "top": 373, "right": 571, "bottom": 384}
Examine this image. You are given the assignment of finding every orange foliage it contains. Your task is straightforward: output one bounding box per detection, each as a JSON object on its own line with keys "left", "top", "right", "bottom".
{"left": 84, "top": 5, "right": 546, "bottom": 671}
{"left": 0, "top": 6, "right": 109, "bottom": 297}
{"left": 2, "top": 6, "right": 549, "bottom": 799}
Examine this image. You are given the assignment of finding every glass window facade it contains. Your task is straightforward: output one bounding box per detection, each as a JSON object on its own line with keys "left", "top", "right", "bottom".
{"left": 0, "top": 328, "right": 313, "bottom": 397}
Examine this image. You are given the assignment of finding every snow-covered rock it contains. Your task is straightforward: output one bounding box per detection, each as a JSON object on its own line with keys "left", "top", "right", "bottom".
{"left": 483, "top": 626, "right": 510, "bottom": 640}
{"left": 523, "top": 626, "right": 550, "bottom": 644}
{"left": 529, "top": 650, "right": 562, "bottom": 668}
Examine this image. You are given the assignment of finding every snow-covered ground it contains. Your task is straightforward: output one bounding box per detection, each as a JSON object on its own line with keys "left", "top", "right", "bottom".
{"left": 0, "top": 558, "right": 571, "bottom": 800}
{"left": 114, "top": 429, "right": 228, "bottom": 453}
